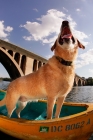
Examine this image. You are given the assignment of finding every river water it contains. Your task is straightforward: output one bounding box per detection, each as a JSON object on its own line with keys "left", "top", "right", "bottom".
{"left": 0, "top": 81, "right": 93, "bottom": 103}
{"left": 0, "top": 81, "right": 10, "bottom": 90}
{"left": 66, "top": 86, "right": 93, "bottom": 103}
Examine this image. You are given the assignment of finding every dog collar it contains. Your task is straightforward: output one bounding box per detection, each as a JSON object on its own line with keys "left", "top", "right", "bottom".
{"left": 56, "top": 56, "right": 72, "bottom": 66}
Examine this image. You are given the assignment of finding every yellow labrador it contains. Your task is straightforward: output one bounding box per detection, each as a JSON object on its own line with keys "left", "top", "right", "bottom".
{"left": 0, "top": 21, "right": 85, "bottom": 119}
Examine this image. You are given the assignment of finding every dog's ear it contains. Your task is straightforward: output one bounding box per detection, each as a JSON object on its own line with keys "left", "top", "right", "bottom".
{"left": 51, "top": 40, "right": 56, "bottom": 51}
{"left": 77, "top": 39, "right": 85, "bottom": 49}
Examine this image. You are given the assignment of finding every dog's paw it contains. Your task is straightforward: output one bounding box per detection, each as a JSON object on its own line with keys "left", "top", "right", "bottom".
{"left": 15, "top": 109, "right": 20, "bottom": 118}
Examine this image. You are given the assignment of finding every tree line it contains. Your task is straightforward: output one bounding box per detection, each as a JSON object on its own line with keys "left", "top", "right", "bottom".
{"left": 86, "top": 78, "right": 93, "bottom": 86}
{"left": 0, "top": 77, "right": 11, "bottom": 82}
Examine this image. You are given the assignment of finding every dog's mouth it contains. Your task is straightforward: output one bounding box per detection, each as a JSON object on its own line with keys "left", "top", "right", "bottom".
{"left": 59, "top": 21, "right": 75, "bottom": 45}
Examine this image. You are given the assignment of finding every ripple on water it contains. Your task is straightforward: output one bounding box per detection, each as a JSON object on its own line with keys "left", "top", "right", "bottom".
{"left": 66, "top": 86, "right": 93, "bottom": 103}
{"left": 0, "top": 81, "right": 10, "bottom": 90}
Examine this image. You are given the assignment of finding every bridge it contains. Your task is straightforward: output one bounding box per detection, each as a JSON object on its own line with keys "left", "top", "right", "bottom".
{"left": 74, "top": 75, "right": 86, "bottom": 86}
{"left": 0, "top": 39, "right": 86, "bottom": 86}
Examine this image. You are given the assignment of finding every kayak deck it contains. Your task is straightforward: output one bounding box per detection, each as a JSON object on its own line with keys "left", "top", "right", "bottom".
{"left": 0, "top": 90, "right": 87, "bottom": 120}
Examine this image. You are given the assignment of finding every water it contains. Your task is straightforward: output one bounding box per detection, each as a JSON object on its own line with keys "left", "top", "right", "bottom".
{"left": 0, "top": 80, "right": 10, "bottom": 90}
{"left": 0, "top": 81, "right": 93, "bottom": 103}
{"left": 66, "top": 86, "right": 93, "bottom": 103}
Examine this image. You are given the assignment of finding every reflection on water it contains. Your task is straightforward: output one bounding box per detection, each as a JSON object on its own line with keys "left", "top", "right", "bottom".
{"left": 0, "top": 81, "right": 10, "bottom": 90}
{"left": 66, "top": 86, "right": 93, "bottom": 103}
{"left": 0, "top": 81, "right": 93, "bottom": 103}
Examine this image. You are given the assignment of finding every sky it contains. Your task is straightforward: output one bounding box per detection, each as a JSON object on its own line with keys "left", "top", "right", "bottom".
{"left": 0, "top": 0, "right": 93, "bottom": 78}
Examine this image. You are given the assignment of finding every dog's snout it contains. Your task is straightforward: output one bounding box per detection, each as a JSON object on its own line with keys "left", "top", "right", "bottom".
{"left": 61, "top": 21, "right": 70, "bottom": 32}
{"left": 62, "top": 21, "right": 69, "bottom": 25}
{"left": 62, "top": 21, "right": 69, "bottom": 27}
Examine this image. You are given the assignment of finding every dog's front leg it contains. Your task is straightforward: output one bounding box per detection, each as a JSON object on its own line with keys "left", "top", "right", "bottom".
{"left": 55, "top": 96, "right": 65, "bottom": 118}
{"left": 47, "top": 97, "right": 56, "bottom": 119}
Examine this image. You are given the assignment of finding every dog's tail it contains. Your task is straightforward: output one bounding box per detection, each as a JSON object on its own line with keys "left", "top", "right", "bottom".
{"left": 0, "top": 96, "right": 6, "bottom": 106}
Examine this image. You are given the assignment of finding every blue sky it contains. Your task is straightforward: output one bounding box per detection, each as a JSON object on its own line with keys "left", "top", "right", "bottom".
{"left": 0, "top": 0, "right": 93, "bottom": 78}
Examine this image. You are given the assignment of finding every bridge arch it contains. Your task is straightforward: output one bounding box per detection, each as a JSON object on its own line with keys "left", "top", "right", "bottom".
{"left": 14, "top": 52, "right": 20, "bottom": 64}
{"left": 8, "top": 50, "right": 13, "bottom": 56}
{"left": 74, "top": 80, "right": 77, "bottom": 86}
{"left": 0, "top": 47, "right": 24, "bottom": 80}
{"left": 78, "top": 79, "right": 81, "bottom": 86}
{"left": 38, "top": 61, "right": 42, "bottom": 69}
{"left": 20, "top": 55, "right": 26, "bottom": 74}
{"left": 33, "top": 59, "right": 37, "bottom": 72}
{"left": 74, "top": 74, "right": 86, "bottom": 86}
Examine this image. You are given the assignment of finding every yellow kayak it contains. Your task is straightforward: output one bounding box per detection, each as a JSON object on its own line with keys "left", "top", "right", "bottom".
{"left": 0, "top": 90, "right": 93, "bottom": 140}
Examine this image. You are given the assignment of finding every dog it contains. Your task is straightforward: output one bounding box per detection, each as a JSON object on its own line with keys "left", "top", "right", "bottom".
{"left": 0, "top": 21, "right": 85, "bottom": 119}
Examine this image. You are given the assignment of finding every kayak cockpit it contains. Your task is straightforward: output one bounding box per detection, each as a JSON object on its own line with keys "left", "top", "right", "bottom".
{"left": 0, "top": 90, "right": 87, "bottom": 120}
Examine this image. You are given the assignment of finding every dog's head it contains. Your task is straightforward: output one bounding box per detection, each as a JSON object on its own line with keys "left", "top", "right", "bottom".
{"left": 51, "top": 21, "right": 85, "bottom": 61}
{"left": 51, "top": 20, "right": 85, "bottom": 51}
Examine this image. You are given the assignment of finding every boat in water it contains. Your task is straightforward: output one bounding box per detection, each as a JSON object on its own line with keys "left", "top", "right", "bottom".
{"left": 0, "top": 89, "right": 93, "bottom": 140}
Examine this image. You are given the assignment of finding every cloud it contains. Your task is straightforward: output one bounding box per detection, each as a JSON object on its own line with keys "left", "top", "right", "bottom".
{"left": 0, "top": 20, "right": 13, "bottom": 41}
{"left": 89, "top": 69, "right": 93, "bottom": 73}
{"left": 63, "top": 7, "right": 68, "bottom": 12}
{"left": 20, "top": 9, "right": 88, "bottom": 46}
{"left": 46, "top": 54, "right": 53, "bottom": 59}
{"left": 33, "top": 8, "right": 38, "bottom": 12}
{"left": 76, "top": 9, "right": 81, "bottom": 12}
{"left": 76, "top": 49, "right": 93, "bottom": 68}
{"left": 20, "top": 9, "right": 65, "bottom": 44}
{"left": 72, "top": 30, "right": 88, "bottom": 46}
{"left": 4, "top": 26, "right": 13, "bottom": 32}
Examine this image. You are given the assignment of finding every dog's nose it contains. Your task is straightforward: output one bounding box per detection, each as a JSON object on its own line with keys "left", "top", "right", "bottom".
{"left": 62, "top": 21, "right": 69, "bottom": 27}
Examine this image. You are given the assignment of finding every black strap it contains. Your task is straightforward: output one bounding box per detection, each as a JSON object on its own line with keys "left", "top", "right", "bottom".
{"left": 56, "top": 56, "right": 72, "bottom": 66}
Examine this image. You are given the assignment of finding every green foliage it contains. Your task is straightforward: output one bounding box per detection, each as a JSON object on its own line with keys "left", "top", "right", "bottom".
{"left": 0, "top": 77, "right": 11, "bottom": 81}
{"left": 86, "top": 78, "right": 93, "bottom": 85}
